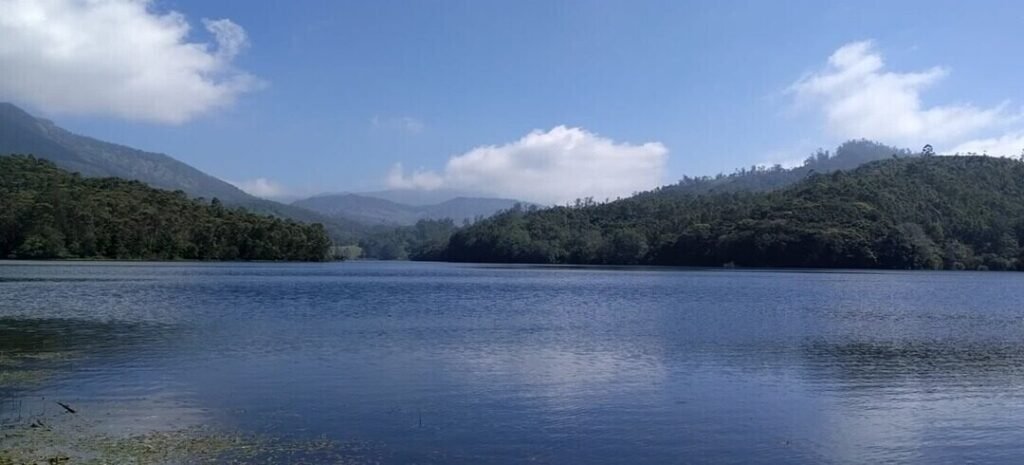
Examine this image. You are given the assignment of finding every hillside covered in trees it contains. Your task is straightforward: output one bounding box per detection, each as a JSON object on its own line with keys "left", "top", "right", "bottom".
{"left": 0, "top": 156, "right": 331, "bottom": 261}
{"left": 440, "top": 155, "right": 1024, "bottom": 270}
{"left": 0, "top": 102, "right": 365, "bottom": 245}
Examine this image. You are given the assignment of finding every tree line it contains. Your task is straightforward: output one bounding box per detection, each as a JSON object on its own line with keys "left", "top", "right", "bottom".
{"left": 0, "top": 155, "right": 331, "bottom": 261}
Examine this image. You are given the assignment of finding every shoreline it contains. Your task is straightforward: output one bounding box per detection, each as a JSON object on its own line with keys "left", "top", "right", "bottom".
{"left": 0, "top": 257, "right": 1014, "bottom": 273}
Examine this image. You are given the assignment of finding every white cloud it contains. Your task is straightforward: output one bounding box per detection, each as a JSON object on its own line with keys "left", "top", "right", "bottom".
{"left": 202, "top": 18, "right": 247, "bottom": 61}
{"left": 229, "top": 177, "right": 287, "bottom": 199}
{"left": 386, "top": 126, "right": 668, "bottom": 205}
{"left": 0, "top": 0, "right": 261, "bottom": 123}
{"left": 371, "top": 115, "right": 425, "bottom": 134}
{"left": 790, "top": 41, "right": 1011, "bottom": 147}
{"left": 950, "top": 132, "right": 1024, "bottom": 157}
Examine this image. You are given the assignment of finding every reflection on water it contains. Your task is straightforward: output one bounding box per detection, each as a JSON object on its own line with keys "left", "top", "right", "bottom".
{"left": 2, "top": 261, "right": 1024, "bottom": 464}
{"left": 804, "top": 340, "right": 1024, "bottom": 381}
{"left": 0, "top": 317, "right": 176, "bottom": 354}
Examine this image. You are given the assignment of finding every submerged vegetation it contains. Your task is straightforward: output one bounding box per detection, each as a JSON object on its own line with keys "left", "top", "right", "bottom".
{"left": 0, "top": 424, "right": 380, "bottom": 465}
{"left": 0, "top": 156, "right": 332, "bottom": 261}
{"left": 440, "top": 154, "right": 1024, "bottom": 270}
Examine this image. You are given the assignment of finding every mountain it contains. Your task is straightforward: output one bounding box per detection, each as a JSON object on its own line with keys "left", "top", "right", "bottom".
{"left": 0, "top": 102, "right": 363, "bottom": 243}
{"left": 359, "top": 188, "right": 499, "bottom": 206}
{"left": 441, "top": 155, "right": 1024, "bottom": 271}
{"left": 0, "top": 155, "right": 331, "bottom": 260}
{"left": 292, "top": 192, "right": 522, "bottom": 226}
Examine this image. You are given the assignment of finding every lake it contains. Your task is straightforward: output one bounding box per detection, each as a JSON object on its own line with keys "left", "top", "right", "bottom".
{"left": 2, "top": 261, "right": 1024, "bottom": 464}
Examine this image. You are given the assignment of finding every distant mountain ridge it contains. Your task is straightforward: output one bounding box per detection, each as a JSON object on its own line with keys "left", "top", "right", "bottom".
{"left": 292, "top": 192, "right": 522, "bottom": 226}
{"left": 0, "top": 102, "right": 364, "bottom": 243}
{"left": 360, "top": 188, "right": 500, "bottom": 206}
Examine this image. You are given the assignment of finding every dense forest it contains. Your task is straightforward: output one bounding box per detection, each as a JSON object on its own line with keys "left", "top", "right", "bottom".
{"left": 0, "top": 155, "right": 331, "bottom": 261}
{"left": 440, "top": 155, "right": 1024, "bottom": 270}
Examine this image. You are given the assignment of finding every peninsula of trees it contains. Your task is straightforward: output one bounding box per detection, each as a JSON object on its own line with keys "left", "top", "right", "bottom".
{"left": 0, "top": 155, "right": 331, "bottom": 261}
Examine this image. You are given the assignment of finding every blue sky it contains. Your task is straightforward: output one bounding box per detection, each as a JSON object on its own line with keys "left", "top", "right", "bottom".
{"left": 2, "top": 0, "right": 1023, "bottom": 203}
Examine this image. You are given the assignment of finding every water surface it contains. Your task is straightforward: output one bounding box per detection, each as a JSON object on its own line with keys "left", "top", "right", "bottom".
{"left": 2, "top": 261, "right": 1024, "bottom": 464}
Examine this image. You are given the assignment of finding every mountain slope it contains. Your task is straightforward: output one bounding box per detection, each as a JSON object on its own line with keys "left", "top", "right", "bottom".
{"left": 0, "top": 156, "right": 331, "bottom": 260}
{"left": 0, "top": 102, "right": 251, "bottom": 201}
{"left": 293, "top": 192, "right": 521, "bottom": 226}
{"left": 442, "top": 156, "right": 1024, "bottom": 270}
{"left": 0, "top": 102, "right": 363, "bottom": 243}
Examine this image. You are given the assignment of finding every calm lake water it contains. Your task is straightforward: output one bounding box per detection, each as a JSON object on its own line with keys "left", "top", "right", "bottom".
{"left": 2, "top": 261, "right": 1024, "bottom": 464}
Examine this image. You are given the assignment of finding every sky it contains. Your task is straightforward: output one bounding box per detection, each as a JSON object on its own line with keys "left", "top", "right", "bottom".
{"left": 1, "top": 0, "right": 1023, "bottom": 204}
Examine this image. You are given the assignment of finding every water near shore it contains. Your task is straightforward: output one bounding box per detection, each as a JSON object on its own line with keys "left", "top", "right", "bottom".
{"left": 2, "top": 261, "right": 1024, "bottom": 464}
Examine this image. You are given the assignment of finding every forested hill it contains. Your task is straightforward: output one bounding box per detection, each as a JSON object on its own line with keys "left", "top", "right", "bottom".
{"left": 0, "top": 102, "right": 363, "bottom": 244}
{"left": 442, "top": 155, "right": 1024, "bottom": 270}
{"left": 0, "top": 156, "right": 331, "bottom": 261}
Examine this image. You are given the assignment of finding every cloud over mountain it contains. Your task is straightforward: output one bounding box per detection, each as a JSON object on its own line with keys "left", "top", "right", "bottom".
{"left": 0, "top": 0, "right": 260, "bottom": 123}
{"left": 386, "top": 126, "right": 668, "bottom": 205}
